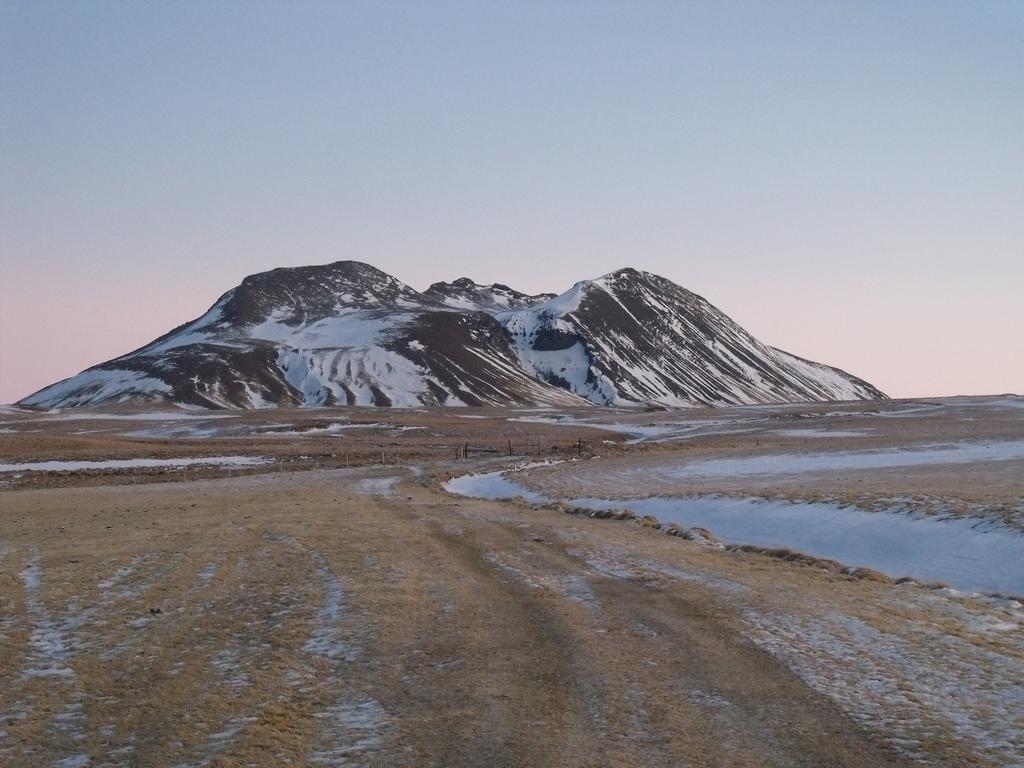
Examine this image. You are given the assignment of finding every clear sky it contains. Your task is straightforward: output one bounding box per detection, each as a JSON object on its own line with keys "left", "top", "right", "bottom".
{"left": 1, "top": 1, "right": 1021, "bottom": 403}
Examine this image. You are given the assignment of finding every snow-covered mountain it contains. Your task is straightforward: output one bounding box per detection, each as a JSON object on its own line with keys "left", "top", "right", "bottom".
{"left": 20, "top": 261, "right": 885, "bottom": 409}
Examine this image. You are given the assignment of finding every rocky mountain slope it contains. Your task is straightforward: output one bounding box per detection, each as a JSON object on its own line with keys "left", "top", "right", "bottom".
{"left": 20, "top": 261, "right": 885, "bottom": 409}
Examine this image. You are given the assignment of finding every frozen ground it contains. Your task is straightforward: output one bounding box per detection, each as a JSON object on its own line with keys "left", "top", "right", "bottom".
{"left": 740, "top": 587, "right": 1024, "bottom": 766}
{"left": 445, "top": 471, "right": 1024, "bottom": 595}
{"left": 1, "top": 395, "right": 1021, "bottom": 766}
{"left": 445, "top": 468, "right": 550, "bottom": 504}
{"left": 28, "top": 411, "right": 240, "bottom": 422}
{"left": 646, "top": 439, "right": 1024, "bottom": 479}
{"left": 573, "top": 496, "right": 1024, "bottom": 595}
{"left": 0, "top": 456, "right": 271, "bottom": 472}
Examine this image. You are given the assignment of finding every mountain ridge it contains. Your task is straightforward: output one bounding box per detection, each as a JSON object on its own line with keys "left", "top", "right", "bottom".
{"left": 20, "top": 261, "right": 886, "bottom": 409}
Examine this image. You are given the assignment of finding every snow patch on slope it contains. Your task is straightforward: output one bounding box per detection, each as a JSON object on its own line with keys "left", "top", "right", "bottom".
{"left": 772, "top": 348, "right": 874, "bottom": 401}
{"left": 21, "top": 369, "right": 171, "bottom": 408}
{"left": 498, "top": 282, "right": 619, "bottom": 404}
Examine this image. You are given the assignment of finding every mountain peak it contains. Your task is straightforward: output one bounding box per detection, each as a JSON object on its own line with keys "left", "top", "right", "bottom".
{"left": 423, "top": 278, "right": 554, "bottom": 312}
{"left": 224, "top": 260, "right": 422, "bottom": 326}
{"left": 601, "top": 266, "right": 643, "bottom": 279}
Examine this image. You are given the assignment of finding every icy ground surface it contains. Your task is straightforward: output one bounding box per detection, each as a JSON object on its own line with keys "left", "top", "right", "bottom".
{"left": 21, "top": 411, "right": 240, "bottom": 422}
{"left": 354, "top": 477, "right": 400, "bottom": 495}
{"left": 654, "top": 440, "right": 1024, "bottom": 478}
{"left": 574, "top": 496, "right": 1024, "bottom": 595}
{"left": 445, "top": 471, "right": 1024, "bottom": 595}
{"left": 0, "top": 456, "right": 271, "bottom": 473}
{"left": 444, "top": 469, "right": 550, "bottom": 504}
{"left": 741, "top": 588, "right": 1024, "bottom": 765}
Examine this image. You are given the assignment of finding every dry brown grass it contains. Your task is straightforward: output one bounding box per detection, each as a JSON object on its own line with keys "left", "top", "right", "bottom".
{"left": 1, "top": 397, "right": 1021, "bottom": 766}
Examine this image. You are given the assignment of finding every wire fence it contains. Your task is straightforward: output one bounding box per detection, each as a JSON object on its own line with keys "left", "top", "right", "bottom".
{"left": 454, "top": 438, "right": 590, "bottom": 460}
{"left": 332, "top": 437, "right": 595, "bottom": 465}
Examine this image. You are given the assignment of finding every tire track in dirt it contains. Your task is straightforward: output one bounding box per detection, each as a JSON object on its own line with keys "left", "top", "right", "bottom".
{"left": 420, "top": 516, "right": 606, "bottom": 766}
{"left": 582, "top": 571, "right": 914, "bottom": 767}
{"left": 292, "top": 485, "right": 610, "bottom": 766}
{"left": 417, "top": 495, "right": 918, "bottom": 767}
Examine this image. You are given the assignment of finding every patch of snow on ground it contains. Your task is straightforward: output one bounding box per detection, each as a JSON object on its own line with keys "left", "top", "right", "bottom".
{"left": 354, "top": 477, "right": 400, "bottom": 495}
{"left": 264, "top": 422, "right": 382, "bottom": 436}
{"left": 21, "top": 553, "right": 78, "bottom": 679}
{"left": 444, "top": 470, "right": 549, "bottom": 504}
{"left": 121, "top": 425, "right": 222, "bottom": 439}
{"left": 98, "top": 557, "right": 142, "bottom": 593}
{"left": 197, "top": 563, "right": 218, "bottom": 587}
{"left": 571, "top": 495, "right": 1024, "bottom": 595}
{"left": 0, "top": 456, "right": 271, "bottom": 473}
{"left": 32, "top": 412, "right": 239, "bottom": 422}
{"left": 743, "top": 607, "right": 1024, "bottom": 764}
{"left": 52, "top": 754, "right": 91, "bottom": 768}
{"left": 446, "top": 469, "right": 1024, "bottom": 594}
{"left": 659, "top": 440, "right": 1024, "bottom": 478}
{"left": 212, "top": 647, "right": 250, "bottom": 691}
{"left": 508, "top": 414, "right": 574, "bottom": 425}
{"left": 979, "top": 395, "right": 1024, "bottom": 410}
{"left": 309, "top": 698, "right": 389, "bottom": 765}
{"left": 303, "top": 553, "right": 358, "bottom": 663}
{"left": 771, "top": 429, "right": 868, "bottom": 438}
{"left": 508, "top": 414, "right": 764, "bottom": 443}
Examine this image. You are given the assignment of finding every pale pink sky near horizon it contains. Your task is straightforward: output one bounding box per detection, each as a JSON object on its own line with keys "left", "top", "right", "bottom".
{"left": 2, "top": 2, "right": 1022, "bottom": 403}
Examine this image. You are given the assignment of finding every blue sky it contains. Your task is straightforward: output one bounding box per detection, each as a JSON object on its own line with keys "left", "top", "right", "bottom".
{"left": 1, "top": 1, "right": 1021, "bottom": 400}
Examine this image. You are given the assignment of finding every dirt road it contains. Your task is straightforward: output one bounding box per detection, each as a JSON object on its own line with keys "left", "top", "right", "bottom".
{"left": 7, "top": 463, "right": 1011, "bottom": 767}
